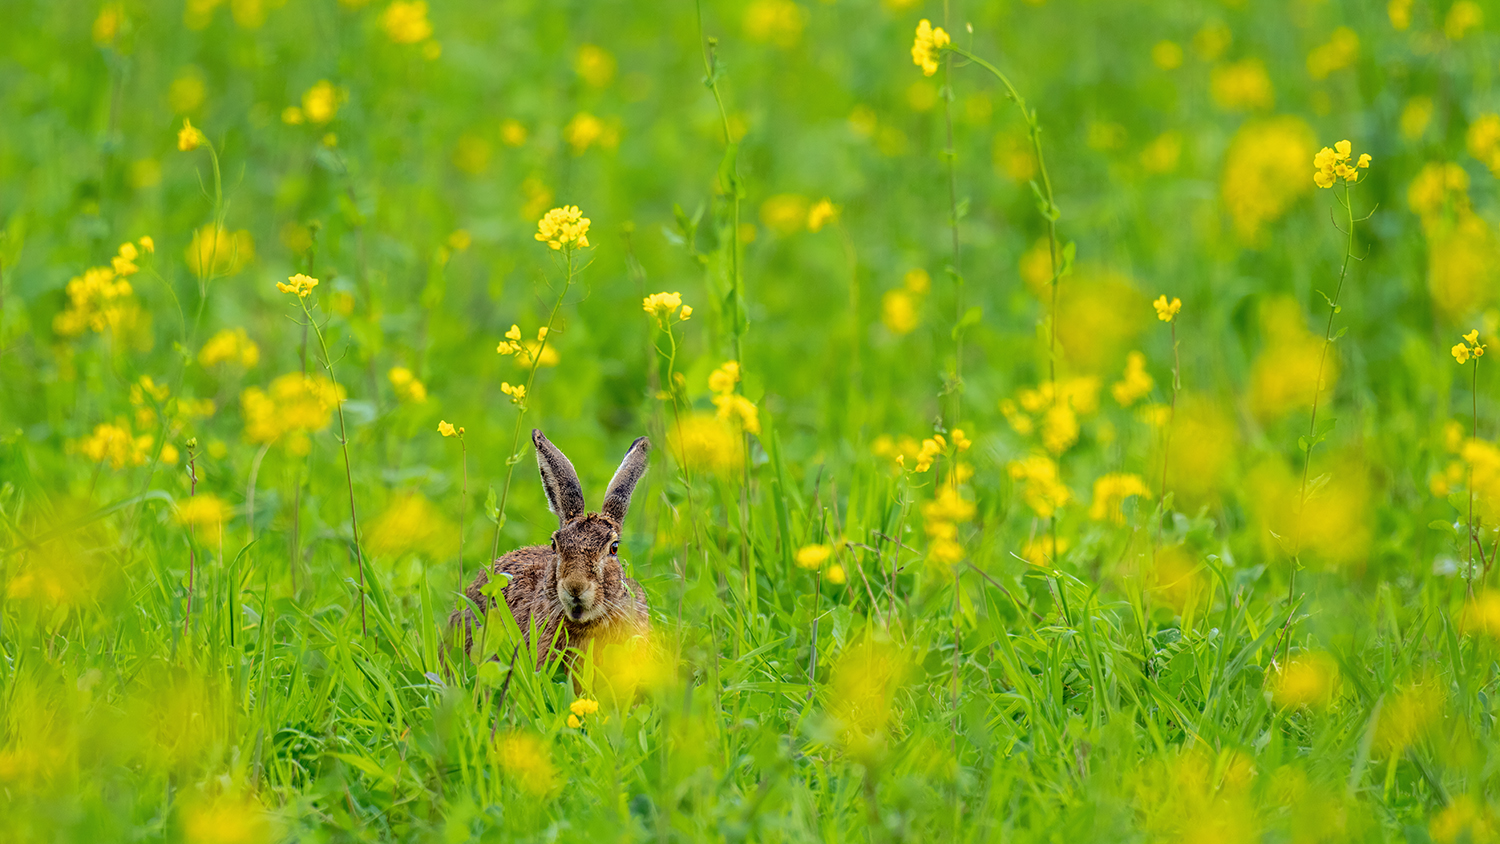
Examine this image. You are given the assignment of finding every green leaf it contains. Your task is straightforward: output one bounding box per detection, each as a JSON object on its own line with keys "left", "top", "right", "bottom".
{"left": 485, "top": 486, "right": 499, "bottom": 524}
{"left": 717, "top": 142, "right": 741, "bottom": 198}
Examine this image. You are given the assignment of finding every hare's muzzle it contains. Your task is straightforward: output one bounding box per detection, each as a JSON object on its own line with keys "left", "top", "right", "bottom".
{"left": 558, "top": 579, "right": 597, "bottom": 622}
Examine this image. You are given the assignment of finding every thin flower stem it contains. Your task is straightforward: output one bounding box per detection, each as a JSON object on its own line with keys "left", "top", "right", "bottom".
{"left": 489, "top": 250, "right": 576, "bottom": 565}
{"left": 941, "top": 0, "right": 963, "bottom": 430}
{"left": 1280, "top": 178, "right": 1361, "bottom": 662}
{"left": 459, "top": 434, "right": 468, "bottom": 597}
{"left": 695, "top": 0, "right": 744, "bottom": 368}
{"left": 298, "top": 298, "right": 369, "bottom": 638}
{"left": 1469, "top": 356, "right": 1479, "bottom": 596}
{"left": 183, "top": 443, "right": 198, "bottom": 639}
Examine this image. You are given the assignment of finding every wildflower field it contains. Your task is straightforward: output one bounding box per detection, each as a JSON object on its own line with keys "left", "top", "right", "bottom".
{"left": 6, "top": 0, "right": 1500, "bottom": 840}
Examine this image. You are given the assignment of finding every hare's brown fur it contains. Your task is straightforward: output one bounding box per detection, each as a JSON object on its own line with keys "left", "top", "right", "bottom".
{"left": 450, "top": 431, "right": 651, "bottom": 672}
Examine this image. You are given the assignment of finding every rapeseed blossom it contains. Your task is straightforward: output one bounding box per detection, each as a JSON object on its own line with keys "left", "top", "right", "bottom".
{"left": 1088, "top": 473, "right": 1151, "bottom": 523}
{"left": 1453, "top": 329, "right": 1486, "bottom": 364}
{"left": 1313, "top": 139, "right": 1371, "bottom": 188}
{"left": 177, "top": 118, "right": 204, "bottom": 151}
{"left": 492, "top": 732, "right": 557, "bottom": 797}
{"left": 567, "top": 697, "right": 599, "bottom": 729}
{"left": 806, "top": 199, "right": 837, "bottom": 232}
{"left": 500, "top": 382, "right": 526, "bottom": 405}
{"left": 381, "top": 1, "right": 432, "bottom": 44}
{"left": 240, "top": 373, "right": 343, "bottom": 453}
{"left": 72, "top": 422, "right": 154, "bottom": 469}
{"left": 1111, "top": 351, "right": 1154, "bottom": 407}
{"left": 643, "top": 291, "right": 691, "bottom": 326}
{"left": 1007, "top": 454, "right": 1072, "bottom": 519}
{"left": 910, "top": 19, "right": 950, "bottom": 77}
{"left": 1153, "top": 294, "right": 1181, "bottom": 322}
{"left": 53, "top": 240, "right": 149, "bottom": 337}
{"left": 534, "top": 206, "right": 590, "bottom": 250}
{"left": 437, "top": 420, "right": 459, "bottom": 438}
{"left": 709, "top": 361, "right": 759, "bottom": 435}
{"left": 795, "top": 544, "right": 831, "bottom": 570}
{"left": 199, "top": 328, "right": 260, "bottom": 368}
{"left": 388, "top": 367, "right": 427, "bottom": 403}
{"left": 1221, "top": 117, "right": 1315, "bottom": 241}
{"left": 276, "top": 273, "right": 319, "bottom": 299}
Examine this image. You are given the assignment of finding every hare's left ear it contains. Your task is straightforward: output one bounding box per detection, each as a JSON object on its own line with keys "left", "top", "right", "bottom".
{"left": 601, "top": 436, "right": 650, "bottom": 525}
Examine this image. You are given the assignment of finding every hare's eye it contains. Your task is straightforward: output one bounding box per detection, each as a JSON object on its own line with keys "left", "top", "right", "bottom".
{"left": 610, "top": 541, "right": 620, "bottom": 556}
{"left": 550, "top": 538, "right": 558, "bottom": 551}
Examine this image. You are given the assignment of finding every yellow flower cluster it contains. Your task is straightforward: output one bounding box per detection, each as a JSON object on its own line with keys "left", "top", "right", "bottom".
{"left": 175, "top": 494, "right": 233, "bottom": 543}
{"left": 496, "top": 324, "right": 558, "bottom": 367}
{"left": 501, "top": 382, "right": 527, "bottom": 405}
{"left": 199, "top": 327, "right": 260, "bottom": 368}
{"left": 1020, "top": 534, "right": 1068, "bottom": 566}
{"left": 240, "top": 373, "right": 343, "bottom": 453}
{"left": 910, "top": 19, "right": 950, "bottom": 77}
{"left": 1152, "top": 294, "right": 1181, "bottom": 322}
{"left": 1313, "top": 139, "right": 1371, "bottom": 188}
{"left": 564, "top": 112, "right": 619, "bottom": 154}
{"left": 277, "top": 273, "right": 320, "bottom": 299}
{"left": 566, "top": 697, "right": 599, "bottom": 729}
{"left": 1306, "top": 27, "right": 1359, "bottom": 80}
{"left": 669, "top": 413, "right": 743, "bottom": 474}
{"left": 53, "top": 240, "right": 151, "bottom": 337}
{"left": 1270, "top": 652, "right": 1338, "bottom": 710}
{"left": 806, "top": 198, "right": 837, "bottom": 233}
{"left": 1209, "top": 59, "right": 1274, "bottom": 111}
{"left": 795, "top": 543, "right": 847, "bottom": 583}
{"left": 1111, "top": 351, "right": 1154, "bottom": 407}
{"left": 1453, "top": 329, "right": 1487, "bottom": 364}
{"left": 437, "top": 420, "right": 460, "bottom": 438}
{"left": 282, "top": 80, "right": 343, "bottom": 126}
{"left": 1000, "top": 377, "right": 1100, "bottom": 454}
{"left": 709, "top": 361, "right": 760, "bottom": 435}
{"left": 794, "top": 544, "right": 830, "bottom": 570}
{"left": 491, "top": 731, "right": 557, "bottom": 797}
{"left": 923, "top": 487, "right": 975, "bottom": 569}
{"left": 187, "top": 224, "right": 254, "bottom": 278}
{"left": 881, "top": 268, "right": 930, "bottom": 336}
{"left": 381, "top": 1, "right": 432, "bottom": 44}
{"left": 1088, "top": 473, "right": 1151, "bottom": 524}
{"left": 1221, "top": 116, "right": 1315, "bottom": 242}
{"left": 388, "top": 367, "right": 428, "bottom": 403}
{"left": 1007, "top": 454, "right": 1072, "bottom": 519}
{"left": 643, "top": 291, "right": 692, "bottom": 326}
{"left": 909, "top": 429, "right": 970, "bottom": 473}
{"left": 128, "top": 375, "right": 210, "bottom": 439}
{"left": 71, "top": 422, "right": 154, "bottom": 469}
{"left": 534, "top": 205, "right": 591, "bottom": 251}
{"left": 177, "top": 118, "right": 204, "bottom": 151}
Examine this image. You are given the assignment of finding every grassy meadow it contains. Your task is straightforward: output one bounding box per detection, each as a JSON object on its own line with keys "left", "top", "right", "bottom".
{"left": 5, "top": 0, "right": 1500, "bottom": 840}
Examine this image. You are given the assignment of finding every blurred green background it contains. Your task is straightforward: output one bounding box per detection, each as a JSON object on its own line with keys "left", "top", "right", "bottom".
{"left": 3, "top": 0, "right": 1500, "bottom": 841}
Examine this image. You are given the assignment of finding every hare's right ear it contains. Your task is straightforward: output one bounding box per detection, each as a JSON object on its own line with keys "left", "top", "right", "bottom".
{"left": 601, "top": 436, "right": 650, "bottom": 525}
{"left": 533, "top": 429, "right": 585, "bottom": 525}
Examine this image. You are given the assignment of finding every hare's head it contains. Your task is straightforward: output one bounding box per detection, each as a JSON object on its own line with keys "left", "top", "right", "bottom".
{"left": 532, "top": 429, "right": 650, "bottom": 623}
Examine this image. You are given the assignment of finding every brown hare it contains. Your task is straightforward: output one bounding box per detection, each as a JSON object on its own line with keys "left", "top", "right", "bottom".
{"left": 452, "top": 430, "right": 651, "bottom": 673}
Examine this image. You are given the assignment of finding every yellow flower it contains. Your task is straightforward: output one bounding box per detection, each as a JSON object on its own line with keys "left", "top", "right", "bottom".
{"left": 563, "top": 112, "right": 617, "bottom": 154}
{"left": 199, "top": 327, "right": 260, "bottom": 368}
{"left": 643, "top": 291, "right": 685, "bottom": 323}
{"left": 708, "top": 361, "right": 741, "bottom": 395}
{"left": 1209, "top": 59, "right": 1274, "bottom": 111}
{"left": 1152, "top": 294, "right": 1182, "bottom": 322}
{"left": 240, "top": 374, "right": 343, "bottom": 452}
{"left": 534, "top": 205, "right": 591, "bottom": 251}
{"left": 501, "top": 382, "right": 527, "bottom": 405}
{"left": 807, "top": 198, "right": 837, "bottom": 232}
{"left": 913, "top": 434, "right": 946, "bottom": 473}
{"left": 176, "top": 494, "right": 233, "bottom": 529}
{"left": 381, "top": 1, "right": 432, "bottom": 44}
{"left": 1088, "top": 473, "right": 1152, "bottom": 524}
{"left": 276, "top": 273, "right": 320, "bottom": 299}
{"left": 1446, "top": 0, "right": 1483, "bottom": 40}
{"left": 138, "top": 236, "right": 154, "bottom": 254}
{"left": 569, "top": 697, "right": 600, "bottom": 717}
{"left": 668, "top": 413, "right": 743, "bottom": 474}
{"left": 951, "top": 429, "right": 972, "bottom": 452}
{"left": 389, "top": 367, "right": 428, "bottom": 403}
{"left": 1270, "top": 652, "right": 1338, "bottom": 710}
{"left": 185, "top": 225, "right": 255, "bottom": 278}
{"left": 301, "top": 80, "right": 342, "bottom": 124}
{"left": 713, "top": 393, "right": 761, "bottom": 435}
{"left": 826, "top": 564, "right": 846, "bottom": 584}
{"left": 1222, "top": 116, "right": 1316, "bottom": 242}
{"left": 1007, "top": 454, "right": 1072, "bottom": 518}
{"left": 1111, "top": 351, "right": 1154, "bottom": 407}
{"left": 437, "top": 420, "right": 458, "bottom": 437}
{"left": 795, "top": 544, "right": 831, "bottom": 570}
{"left": 491, "top": 732, "right": 557, "bottom": 797}
{"left": 1306, "top": 27, "right": 1359, "bottom": 80}
{"left": 72, "top": 422, "right": 153, "bottom": 469}
{"left": 177, "top": 118, "right": 204, "bottom": 151}
{"left": 911, "top": 19, "right": 950, "bottom": 77}
{"left": 1313, "top": 139, "right": 1369, "bottom": 188}
{"left": 680, "top": 305, "right": 693, "bottom": 320}
{"left": 881, "top": 289, "right": 919, "bottom": 335}
{"left": 1454, "top": 330, "right": 1487, "bottom": 363}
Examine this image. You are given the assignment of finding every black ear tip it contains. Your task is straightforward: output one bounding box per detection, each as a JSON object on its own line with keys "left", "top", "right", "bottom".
{"left": 633, "top": 436, "right": 651, "bottom": 452}
{"left": 532, "top": 428, "right": 546, "bottom": 444}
